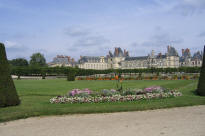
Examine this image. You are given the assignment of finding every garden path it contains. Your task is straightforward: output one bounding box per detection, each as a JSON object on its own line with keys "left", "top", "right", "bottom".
{"left": 0, "top": 105, "right": 205, "bottom": 136}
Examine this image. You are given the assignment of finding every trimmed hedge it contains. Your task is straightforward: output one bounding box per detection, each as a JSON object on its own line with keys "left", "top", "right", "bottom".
{"left": 10, "top": 66, "right": 201, "bottom": 78}
{"left": 197, "top": 46, "right": 205, "bottom": 96}
{"left": 0, "top": 43, "right": 20, "bottom": 107}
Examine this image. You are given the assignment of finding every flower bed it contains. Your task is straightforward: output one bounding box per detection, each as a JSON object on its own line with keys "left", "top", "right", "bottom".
{"left": 76, "top": 75, "right": 198, "bottom": 80}
{"left": 50, "top": 86, "right": 182, "bottom": 104}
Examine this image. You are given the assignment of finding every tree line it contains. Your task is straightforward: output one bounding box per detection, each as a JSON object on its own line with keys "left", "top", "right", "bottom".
{"left": 9, "top": 52, "right": 46, "bottom": 67}
{"left": 10, "top": 66, "right": 201, "bottom": 80}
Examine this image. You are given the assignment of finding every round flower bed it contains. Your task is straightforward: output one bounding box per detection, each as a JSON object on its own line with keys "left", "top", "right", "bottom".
{"left": 50, "top": 86, "right": 182, "bottom": 104}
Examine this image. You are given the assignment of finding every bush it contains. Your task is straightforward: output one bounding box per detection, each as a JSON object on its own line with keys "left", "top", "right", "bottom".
{"left": 122, "top": 89, "right": 137, "bottom": 96}
{"left": 67, "top": 71, "right": 76, "bottom": 81}
{"left": 10, "top": 66, "right": 201, "bottom": 78}
{"left": 0, "top": 43, "right": 20, "bottom": 107}
{"left": 197, "top": 46, "right": 205, "bottom": 96}
{"left": 100, "top": 89, "right": 118, "bottom": 96}
{"left": 41, "top": 68, "right": 46, "bottom": 79}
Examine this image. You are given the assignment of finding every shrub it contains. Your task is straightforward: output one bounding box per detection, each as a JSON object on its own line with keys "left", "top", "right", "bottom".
{"left": 0, "top": 43, "right": 20, "bottom": 107}
{"left": 122, "top": 89, "right": 137, "bottom": 96}
{"left": 41, "top": 68, "right": 46, "bottom": 79}
{"left": 67, "top": 70, "right": 76, "bottom": 81}
{"left": 197, "top": 46, "right": 205, "bottom": 96}
{"left": 100, "top": 89, "right": 118, "bottom": 96}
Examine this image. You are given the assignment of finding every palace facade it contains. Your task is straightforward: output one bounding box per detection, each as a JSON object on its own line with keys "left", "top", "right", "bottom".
{"left": 48, "top": 55, "right": 76, "bottom": 67}
{"left": 49, "top": 46, "right": 203, "bottom": 69}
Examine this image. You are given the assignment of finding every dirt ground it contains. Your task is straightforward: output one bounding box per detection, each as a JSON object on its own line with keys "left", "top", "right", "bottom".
{"left": 0, "top": 105, "right": 205, "bottom": 136}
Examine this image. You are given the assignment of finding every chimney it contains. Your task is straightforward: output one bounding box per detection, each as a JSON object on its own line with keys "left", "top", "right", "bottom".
{"left": 115, "top": 47, "right": 119, "bottom": 56}
{"left": 167, "top": 46, "right": 170, "bottom": 52}
{"left": 187, "top": 48, "right": 190, "bottom": 53}
{"left": 71, "top": 58, "right": 75, "bottom": 63}
{"left": 127, "top": 51, "right": 129, "bottom": 57}
{"left": 67, "top": 56, "right": 71, "bottom": 62}
{"left": 151, "top": 50, "right": 155, "bottom": 57}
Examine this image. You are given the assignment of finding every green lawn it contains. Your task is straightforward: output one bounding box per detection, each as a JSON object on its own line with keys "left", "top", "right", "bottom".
{"left": 0, "top": 79, "right": 205, "bottom": 122}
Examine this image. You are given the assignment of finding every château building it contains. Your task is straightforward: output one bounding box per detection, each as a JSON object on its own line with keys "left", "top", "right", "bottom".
{"left": 78, "top": 56, "right": 109, "bottom": 70}
{"left": 180, "top": 48, "right": 202, "bottom": 67}
{"left": 48, "top": 55, "right": 76, "bottom": 67}
{"left": 121, "top": 46, "right": 179, "bottom": 69}
{"left": 49, "top": 46, "right": 203, "bottom": 69}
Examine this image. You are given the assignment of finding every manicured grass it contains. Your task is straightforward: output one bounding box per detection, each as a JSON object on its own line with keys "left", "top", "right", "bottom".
{"left": 0, "top": 79, "right": 205, "bottom": 122}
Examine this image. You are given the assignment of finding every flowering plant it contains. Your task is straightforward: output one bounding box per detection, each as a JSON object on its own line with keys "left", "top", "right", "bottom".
{"left": 143, "top": 86, "right": 164, "bottom": 93}
{"left": 100, "top": 89, "right": 119, "bottom": 96}
{"left": 50, "top": 91, "right": 182, "bottom": 104}
{"left": 69, "top": 88, "right": 92, "bottom": 97}
{"left": 50, "top": 86, "right": 182, "bottom": 104}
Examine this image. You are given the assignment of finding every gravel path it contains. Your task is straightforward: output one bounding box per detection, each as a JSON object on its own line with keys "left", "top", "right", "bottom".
{"left": 1, "top": 105, "right": 205, "bottom": 136}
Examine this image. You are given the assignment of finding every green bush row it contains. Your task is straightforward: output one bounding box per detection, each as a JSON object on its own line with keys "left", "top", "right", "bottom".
{"left": 10, "top": 66, "right": 201, "bottom": 79}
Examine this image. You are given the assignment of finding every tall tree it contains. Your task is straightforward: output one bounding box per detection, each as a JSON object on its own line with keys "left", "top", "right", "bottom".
{"left": 196, "top": 45, "right": 205, "bottom": 96}
{"left": 30, "top": 53, "right": 46, "bottom": 66}
{"left": 0, "top": 43, "right": 20, "bottom": 107}
{"left": 10, "top": 58, "right": 29, "bottom": 67}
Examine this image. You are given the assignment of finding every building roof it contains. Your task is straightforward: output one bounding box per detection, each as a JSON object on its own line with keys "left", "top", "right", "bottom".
{"left": 191, "top": 51, "right": 202, "bottom": 61}
{"left": 79, "top": 56, "right": 108, "bottom": 63}
{"left": 107, "top": 47, "right": 130, "bottom": 57}
{"left": 182, "top": 48, "right": 191, "bottom": 58}
{"left": 51, "top": 55, "right": 76, "bottom": 65}
{"left": 124, "top": 56, "right": 148, "bottom": 61}
{"left": 156, "top": 54, "right": 166, "bottom": 59}
{"left": 114, "top": 47, "right": 124, "bottom": 57}
{"left": 167, "top": 46, "right": 179, "bottom": 56}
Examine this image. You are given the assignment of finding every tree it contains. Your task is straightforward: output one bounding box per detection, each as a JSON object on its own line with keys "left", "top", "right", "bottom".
{"left": 196, "top": 45, "right": 205, "bottom": 96}
{"left": 0, "top": 43, "right": 20, "bottom": 107}
{"left": 30, "top": 53, "right": 46, "bottom": 67}
{"left": 10, "top": 58, "right": 28, "bottom": 67}
{"left": 41, "top": 67, "right": 46, "bottom": 79}
{"left": 66, "top": 68, "right": 76, "bottom": 81}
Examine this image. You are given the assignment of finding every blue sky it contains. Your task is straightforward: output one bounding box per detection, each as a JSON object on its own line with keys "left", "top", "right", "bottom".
{"left": 0, "top": 0, "right": 205, "bottom": 61}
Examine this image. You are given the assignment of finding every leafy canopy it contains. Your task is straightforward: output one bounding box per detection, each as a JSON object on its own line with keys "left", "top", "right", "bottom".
{"left": 30, "top": 53, "right": 46, "bottom": 66}
{"left": 9, "top": 58, "right": 28, "bottom": 67}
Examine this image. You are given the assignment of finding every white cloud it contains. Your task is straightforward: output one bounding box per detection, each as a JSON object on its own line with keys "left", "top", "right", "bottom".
{"left": 64, "top": 26, "right": 110, "bottom": 49}
{"left": 173, "top": 0, "right": 205, "bottom": 15}
{"left": 4, "top": 40, "right": 18, "bottom": 48}
{"left": 198, "top": 31, "right": 205, "bottom": 37}
{"left": 183, "top": 0, "right": 205, "bottom": 7}
{"left": 3, "top": 40, "right": 30, "bottom": 60}
{"left": 64, "top": 27, "right": 90, "bottom": 37}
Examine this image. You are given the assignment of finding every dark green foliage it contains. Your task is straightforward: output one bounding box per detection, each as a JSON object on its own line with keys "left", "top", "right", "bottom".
{"left": 197, "top": 46, "right": 205, "bottom": 96}
{"left": 122, "top": 89, "right": 137, "bottom": 96}
{"left": 41, "top": 68, "right": 46, "bottom": 79}
{"left": 10, "top": 66, "right": 201, "bottom": 78}
{"left": 30, "top": 53, "right": 46, "bottom": 67}
{"left": 0, "top": 43, "right": 20, "bottom": 107}
{"left": 9, "top": 58, "right": 28, "bottom": 67}
{"left": 67, "top": 70, "right": 76, "bottom": 81}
